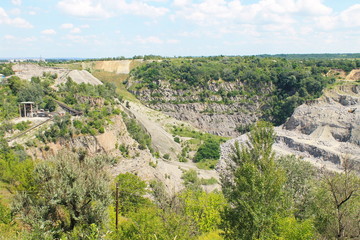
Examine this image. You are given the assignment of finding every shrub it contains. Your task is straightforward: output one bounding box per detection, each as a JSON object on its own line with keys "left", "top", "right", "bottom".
{"left": 194, "top": 139, "right": 220, "bottom": 162}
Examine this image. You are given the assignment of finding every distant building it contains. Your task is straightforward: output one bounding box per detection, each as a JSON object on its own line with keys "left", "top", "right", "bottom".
{"left": 19, "top": 102, "right": 37, "bottom": 117}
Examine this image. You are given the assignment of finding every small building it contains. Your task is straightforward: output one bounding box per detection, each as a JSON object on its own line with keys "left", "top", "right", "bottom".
{"left": 19, "top": 102, "right": 37, "bottom": 117}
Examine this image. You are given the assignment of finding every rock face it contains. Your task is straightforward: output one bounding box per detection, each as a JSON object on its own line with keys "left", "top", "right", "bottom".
{"left": 128, "top": 80, "right": 270, "bottom": 137}
{"left": 220, "top": 84, "right": 360, "bottom": 172}
{"left": 149, "top": 102, "right": 257, "bottom": 137}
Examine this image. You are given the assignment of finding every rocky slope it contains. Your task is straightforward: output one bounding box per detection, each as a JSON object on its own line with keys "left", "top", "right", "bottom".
{"left": 220, "top": 83, "right": 360, "bottom": 172}
{"left": 128, "top": 80, "right": 270, "bottom": 137}
{"left": 12, "top": 63, "right": 103, "bottom": 85}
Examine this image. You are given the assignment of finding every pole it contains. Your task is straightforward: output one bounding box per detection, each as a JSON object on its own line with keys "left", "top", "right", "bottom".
{"left": 115, "top": 182, "right": 119, "bottom": 230}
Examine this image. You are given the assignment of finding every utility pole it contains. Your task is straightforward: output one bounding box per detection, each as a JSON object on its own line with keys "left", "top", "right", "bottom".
{"left": 115, "top": 182, "right": 119, "bottom": 230}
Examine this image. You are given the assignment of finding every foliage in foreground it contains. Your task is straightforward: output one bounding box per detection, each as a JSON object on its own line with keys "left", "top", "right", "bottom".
{"left": 220, "top": 121, "right": 360, "bottom": 240}
{"left": 13, "top": 150, "right": 112, "bottom": 239}
{"left": 221, "top": 121, "right": 289, "bottom": 239}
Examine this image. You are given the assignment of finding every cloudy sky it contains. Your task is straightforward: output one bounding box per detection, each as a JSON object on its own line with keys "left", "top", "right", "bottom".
{"left": 0, "top": 0, "right": 359, "bottom": 58}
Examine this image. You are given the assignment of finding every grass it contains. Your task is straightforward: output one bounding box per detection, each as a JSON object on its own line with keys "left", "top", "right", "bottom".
{"left": 200, "top": 177, "right": 218, "bottom": 185}
{"left": 92, "top": 70, "right": 139, "bottom": 102}
{"left": 196, "top": 160, "right": 219, "bottom": 170}
{"left": 56, "top": 63, "right": 83, "bottom": 70}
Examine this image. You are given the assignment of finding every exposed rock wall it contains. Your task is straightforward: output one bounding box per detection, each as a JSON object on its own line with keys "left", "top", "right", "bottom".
{"left": 219, "top": 84, "right": 360, "bottom": 172}
{"left": 129, "top": 80, "right": 271, "bottom": 137}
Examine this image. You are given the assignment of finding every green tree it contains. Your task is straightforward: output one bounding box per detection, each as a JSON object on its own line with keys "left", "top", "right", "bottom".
{"left": 115, "top": 173, "right": 149, "bottom": 214}
{"left": 277, "top": 155, "right": 317, "bottom": 219}
{"left": 221, "top": 121, "right": 287, "bottom": 240}
{"left": 194, "top": 139, "right": 220, "bottom": 162}
{"left": 13, "top": 150, "right": 112, "bottom": 239}
{"left": 311, "top": 159, "right": 360, "bottom": 239}
{"left": 180, "top": 189, "right": 226, "bottom": 233}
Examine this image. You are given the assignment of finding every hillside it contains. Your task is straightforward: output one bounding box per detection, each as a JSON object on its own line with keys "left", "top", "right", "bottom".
{"left": 126, "top": 56, "right": 360, "bottom": 136}
{"left": 220, "top": 83, "right": 360, "bottom": 172}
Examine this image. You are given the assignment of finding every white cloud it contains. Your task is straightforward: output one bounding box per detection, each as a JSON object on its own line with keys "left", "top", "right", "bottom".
{"left": 11, "top": 0, "right": 22, "bottom": 6}
{"left": 115, "top": 0, "right": 168, "bottom": 17}
{"left": 174, "top": 0, "right": 330, "bottom": 26}
{"left": 41, "top": 29, "right": 57, "bottom": 35}
{"left": 58, "top": 0, "right": 168, "bottom": 18}
{"left": 0, "top": 7, "right": 33, "bottom": 28}
{"left": 28, "top": 11, "right": 36, "bottom": 15}
{"left": 170, "top": 0, "right": 352, "bottom": 43}
{"left": 61, "top": 23, "right": 74, "bottom": 29}
{"left": 70, "top": 27, "right": 81, "bottom": 33}
{"left": 340, "top": 4, "right": 360, "bottom": 27}
{"left": 58, "top": 0, "right": 113, "bottom": 18}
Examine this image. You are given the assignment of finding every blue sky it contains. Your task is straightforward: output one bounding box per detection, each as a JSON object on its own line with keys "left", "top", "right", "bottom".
{"left": 0, "top": 0, "right": 359, "bottom": 58}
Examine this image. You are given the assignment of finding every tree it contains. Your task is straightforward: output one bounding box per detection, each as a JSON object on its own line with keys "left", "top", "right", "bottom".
{"left": 277, "top": 155, "right": 317, "bottom": 220}
{"left": 312, "top": 158, "right": 360, "bottom": 239}
{"left": 13, "top": 150, "right": 112, "bottom": 239}
{"left": 115, "top": 173, "right": 149, "bottom": 214}
{"left": 194, "top": 139, "right": 220, "bottom": 162}
{"left": 221, "top": 121, "right": 287, "bottom": 240}
{"left": 180, "top": 189, "right": 226, "bottom": 233}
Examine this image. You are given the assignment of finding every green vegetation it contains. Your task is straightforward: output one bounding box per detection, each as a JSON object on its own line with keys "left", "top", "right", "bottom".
{"left": 170, "top": 125, "right": 227, "bottom": 166}
{"left": 221, "top": 121, "right": 360, "bottom": 240}
{"left": 221, "top": 121, "right": 287, "bottom": 239}
{"left": 0, "top": 63, "right": 14, "bottom": 76}
{"left": 194, "top": 139, "right": 220, "bottom": 163}
{"left": 121, "top": 112, "right": 152, "bottom": 151}
{"left": 0, "top": 116, "right": 359, "bottom": 240}
{"left": 13, "top": 151, "right": 113, "bottom": 239}
{"left": 128, "top": 56, "right": 360, "bottom": 125}
{"left": 92, "top": 70, "right": 139, "bottom": 102}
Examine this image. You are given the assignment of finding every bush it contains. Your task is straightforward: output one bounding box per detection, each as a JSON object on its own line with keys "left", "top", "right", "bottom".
{"left": 15, "top": 121, "right": 31, "bottom": 131}
{"left": 13, "top": 151, "right": 112, "bottom": 238}
{"left": 194, "top": 139, "right": 220, "bottom": 162}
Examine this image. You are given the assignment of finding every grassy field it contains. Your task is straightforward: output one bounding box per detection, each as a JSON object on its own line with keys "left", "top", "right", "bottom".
{"left": 92, "top": 70, "right": 139, "bottom": 102}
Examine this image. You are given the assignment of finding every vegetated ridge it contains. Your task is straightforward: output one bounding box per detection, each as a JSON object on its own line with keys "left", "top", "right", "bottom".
{"left": 126, "top": 56, "right": 360, "bottom": 137}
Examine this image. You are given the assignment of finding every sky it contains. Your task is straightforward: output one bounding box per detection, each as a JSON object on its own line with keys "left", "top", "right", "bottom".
{"left": 0, "top": 0, "right": 359, "bottom": 58}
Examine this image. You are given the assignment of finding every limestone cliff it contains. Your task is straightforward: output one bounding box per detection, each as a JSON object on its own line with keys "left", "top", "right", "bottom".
{"left": 220, "top": 83, "right": 360, "bottom": 172}
{"left": 128, "top": 79, "right": 272, "bottom": 137}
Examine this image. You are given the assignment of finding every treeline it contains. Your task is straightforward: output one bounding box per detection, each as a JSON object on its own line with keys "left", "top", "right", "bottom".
{"left": 0, "top": 122, "right": 359, "bottom": 239}
{"left": 258, "top": 53, "right": 360, "bottom": 59}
